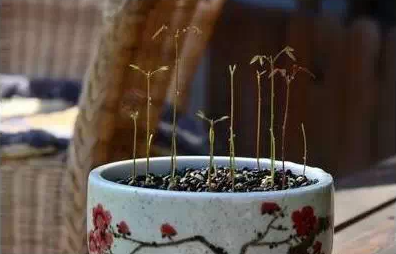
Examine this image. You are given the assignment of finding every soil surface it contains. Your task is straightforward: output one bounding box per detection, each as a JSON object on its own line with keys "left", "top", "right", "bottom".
{"left": 117, "top": 166, "right": 318, "bottom": 192}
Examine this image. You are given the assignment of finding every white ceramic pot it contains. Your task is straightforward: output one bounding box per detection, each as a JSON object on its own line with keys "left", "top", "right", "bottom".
{"left": 87, "top": 156, "right": 334, "bottom": 254}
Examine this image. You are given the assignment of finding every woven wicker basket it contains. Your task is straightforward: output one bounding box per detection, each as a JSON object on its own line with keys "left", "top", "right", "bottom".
{"left": 0, "top": 0, "right": 103, "bottom": 79}
{"left": 1, "top": 1, "right": 102, "bottom": 253}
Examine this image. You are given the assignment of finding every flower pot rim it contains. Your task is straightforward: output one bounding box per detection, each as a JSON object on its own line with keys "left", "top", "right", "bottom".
{"left": 89, "top": 156, "right": 333, "bottom": 199}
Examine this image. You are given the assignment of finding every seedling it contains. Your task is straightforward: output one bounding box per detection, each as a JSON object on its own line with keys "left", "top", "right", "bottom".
{"left": 248, "top": 65, "right": 267, "bottom": 171}
{"left": 129, "top": 64, "right": 169, "bottom": 178}
{"left": 228, "top": 64, "right": 237, "bottom": 190}
{"left": 152, "top": 25, "right": 202, "bottom": 181}
{"left": 269, "top": 64, "right": 314, "bottom": 187}
{"left": 301, "top": 123, "right": 307, "bottom": 176}
{"left": 129, "top": 111, "right": 139, "bottom": 180}
{"left": 196, "top": 110, "right": 229, "bottom": 191}
{"left": 250, "top": 46, "right": 296, "bottom": 187}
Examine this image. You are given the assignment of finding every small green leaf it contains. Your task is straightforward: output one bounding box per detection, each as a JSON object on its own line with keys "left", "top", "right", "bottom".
{"left": 250, "top": 55, "right": 259, "bottom": 65}
{"left": 214, "top": 115, "right": 229, "bottom": 124}
{"left": 130, "top": 111, "right": 139, "bottom": 119}
{"left": 149, "top": 134, "right": 154, "bottom": 144}
{"left": 285, "top": 46, "right": 296, "bottom": 61}
{"left": 229, "top": 64, "right": 237, "bottom": 73}
{"left": 196, "top": 110, "right": 206, "bottom": 119}
{"left": 129, "top": 64, "right": 141, "bottom": 71}
{"left": 158, "top": 66, "right": 169, "bottom": 71}
{"left": 285, "top": 46, "right": 294, "bottom": 52}
{"left": 259, "top": 56, "right": 264, "bottom": 66}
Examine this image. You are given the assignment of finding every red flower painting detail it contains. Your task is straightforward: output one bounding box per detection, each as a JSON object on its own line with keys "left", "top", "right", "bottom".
{"left": 88, "top": 203, "right": 331, "bottom": 254}
{"left": 261, "top": 202, "right": 281, "bottom": 215}
{"left": 292, "top": 206, "right": 317, "bottom": 237}
{"left": 93, "top": 204, "right": 112, "bottom": 231}
{"left": 88, "top": 225, "right": 114, "bottom": 254}
{"left": 117, "top": 221, "right": 131, "bottom": 235}
{"left": 161, "top": 223, "right": 178, "bottom": 240}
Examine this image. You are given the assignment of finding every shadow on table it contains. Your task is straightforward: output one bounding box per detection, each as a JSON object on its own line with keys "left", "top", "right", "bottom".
{"left": 335, "top": 156, "right": 396, "bottom": 190}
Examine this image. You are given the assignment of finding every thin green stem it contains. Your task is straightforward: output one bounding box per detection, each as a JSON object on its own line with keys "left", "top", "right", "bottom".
{"left": 130, "top": 64, "right": 168, "bottom": 178}
{"left": 256, "top": 71, "right": 262, "bottom": 171}
{"left": 146, "top": 75, "right": 151, "bottom": 177}
{"left": 171, "top": 30, "right": 179, "bottom": 179}
{"left": 281, "top": 80, "right": 290, "bottom": 188}
{"left": 229, "top": 65, "right": 236, "bottom": 191}
{"left": 133, "top": 116, "right": 137, "bottom": 178}
{"left": 269, "top": 59, "right": 275, "bottom": 187}
{"left": 301, "top": 123, "right": 307, "bottom": 176}
{"left": 209, "top": 121, "right": 215, "bottom": 191}
{"left": 270, "top": 128, "right": 276, "bottom": 186}
{"left": 196, "top": 111, "right": 229, "bottom": 191}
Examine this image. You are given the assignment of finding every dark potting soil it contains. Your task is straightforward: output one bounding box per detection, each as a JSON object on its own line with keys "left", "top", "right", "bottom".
{"left": 116, "top": 167, "right": 319, "bottom": 192}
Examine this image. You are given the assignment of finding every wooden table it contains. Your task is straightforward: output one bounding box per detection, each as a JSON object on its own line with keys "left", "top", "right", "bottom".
{"left": 334, "top": 157, "right": 396, "bottom": 254}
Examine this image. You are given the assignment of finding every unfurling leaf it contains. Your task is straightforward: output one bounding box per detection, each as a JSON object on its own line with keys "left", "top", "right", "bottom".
{"left": 130, "top": 111, "right": 139, "bottom": 119}
{"left": 196, "top": 110, "right": 206, "bottom": 120}
{"left": 158, "top": 66, "right": 169, "bottom": 71}
{"left": 229, "top": 64, "right": 237, "bottom": 73}
{"left": 259, "top": 56, "right": 264, "bottom": 66}
{"left": 285, "top": 46, "right": 294, "bottom": 52}
{"left": 285, "top": 46, "right": 296, "bottom": 61}
{"left": 151, "top": 66, "right": 170, "bottom": 75}
{"left": 250, "top": 55, "right": 260, "bottom": 65}
{"left": 148, "top": 134, "right": 154, "bottom": 147}
{"left": 214, "top": 115, "right": 229, "bottom": 124}
{"left": 129, "top": 64, "right": 141, "bottom": 71}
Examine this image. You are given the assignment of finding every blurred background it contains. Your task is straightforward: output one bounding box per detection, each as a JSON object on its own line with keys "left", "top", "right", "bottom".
{"left": 1, "top": 0, "right": 396, "bottom": 253}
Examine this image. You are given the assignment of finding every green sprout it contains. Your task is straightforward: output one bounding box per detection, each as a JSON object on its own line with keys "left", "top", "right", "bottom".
{"left": 152, "top": 25, "right": 202, "bottom": 181}
{"left": 228, "top": 64, "right": 237, "bottom": 190}
{"left": 269, "top": 64, "right": 314, "bottom": 187}
{"left": 301, "top": 123, "right": 307, "bottom": 176}
{"left": 129, "top": 64, "right": 169, "bottom": 178}
{"left": 248, "top": 61, "right": 267, "bottom": 171}
{"left": 196, "top": 110, "right": 229, "bottom": 191}
{"left": 129, "top": 111, "right": 139, "bottom": 179}
{"left": 250, "top": 46, "right": 296, "bottom": 187}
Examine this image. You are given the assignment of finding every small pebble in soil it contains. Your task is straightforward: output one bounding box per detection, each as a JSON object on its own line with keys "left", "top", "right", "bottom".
{"left": 116, "top": 166, "right": 319, "bottom": 193}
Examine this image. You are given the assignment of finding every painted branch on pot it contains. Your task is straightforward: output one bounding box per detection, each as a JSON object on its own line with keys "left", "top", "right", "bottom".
{"left": 88, "top": 203, "right": 331, "bottom": 254}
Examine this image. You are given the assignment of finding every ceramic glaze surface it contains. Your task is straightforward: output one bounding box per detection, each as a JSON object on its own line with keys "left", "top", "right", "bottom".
{"left": 87, "top": 156, "right": 334, "bottom": 254}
